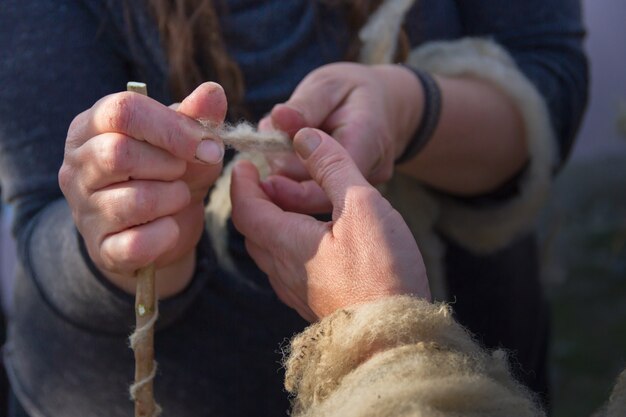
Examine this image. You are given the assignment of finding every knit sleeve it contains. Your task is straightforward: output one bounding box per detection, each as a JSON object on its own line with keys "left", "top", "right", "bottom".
{"left": 453, "top": 0, "right": 588, "bottom": 165}
{"left": 284, "top": 295, "right": 544, "bottom": 417}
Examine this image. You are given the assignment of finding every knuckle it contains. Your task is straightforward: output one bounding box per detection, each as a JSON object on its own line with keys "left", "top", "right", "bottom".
{"left": 98, "top": 135, "right": 133, "bottom": 176}
{"left": 101, "top": 234, "right": 140, "bottom": 273}
{"left": 100, "top": 93, "right": 137, "bottom": 134}
{"left": 66, "top": 110, "right": 89, "bottom": 144}
{"left": 357, "top": 186, "right": 382, "bottom": 205}
{"left": 345, "top": 186, "right": 378, "bottom": 212}
{"left": 303, "top": 69, "right": 352, "bottom": 106}
{"left": 57, "top": 164, "right": 74, "bottom": 193}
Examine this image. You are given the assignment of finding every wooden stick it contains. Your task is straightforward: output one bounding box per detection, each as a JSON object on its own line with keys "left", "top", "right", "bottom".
{"left": 126, "top": 82, "right": 161, "bottom": 417}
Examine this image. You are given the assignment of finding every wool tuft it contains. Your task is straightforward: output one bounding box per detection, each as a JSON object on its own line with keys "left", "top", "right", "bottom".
{"left": 201, "top": 121, "right": 293, "bottom": 153}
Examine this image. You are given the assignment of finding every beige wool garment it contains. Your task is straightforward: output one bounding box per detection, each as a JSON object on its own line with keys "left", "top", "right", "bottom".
{"left": 284, "top": 296, "right": 544, "bottom": 417}
{"left": 284, "top": 296, "right": 626, "bottom": 417}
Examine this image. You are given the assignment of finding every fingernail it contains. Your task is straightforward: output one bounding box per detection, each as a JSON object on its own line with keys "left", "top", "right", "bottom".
{"left": 294, "top": 129, "right": 321, "bottom": 159}
{"left": 196, "top": 139, "right": 224, "bottom": 164}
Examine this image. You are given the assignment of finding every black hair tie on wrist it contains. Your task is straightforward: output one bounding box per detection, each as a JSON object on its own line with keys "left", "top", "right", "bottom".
{"left": 395, "top": 67, "right": 442, "bottom": 164}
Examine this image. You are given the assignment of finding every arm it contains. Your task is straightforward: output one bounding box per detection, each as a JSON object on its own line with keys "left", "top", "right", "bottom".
{"left": 395, "top": 72, "right": 528, "bottom": 195}
{"left": 453, "top": 0, "right": 588, "bottom": 164}
{"left": 257, "top": 61, "right": 528, "bottom": 210}
{"left": 0, "top": 1, "right": 217, "bottom": 333}
{"left": 258, "top": 0, "right": 587, "bottom": 212}
{"left": 230, "top": 128, "right": 542, "bottom": 416}
{"left": 400, "top": 0, "right": 588, "bottom": 194}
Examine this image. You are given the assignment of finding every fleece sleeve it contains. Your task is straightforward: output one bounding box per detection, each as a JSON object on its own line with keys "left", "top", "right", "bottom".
{"left": 284, "top": 296, "right": 545, "bottom": 417}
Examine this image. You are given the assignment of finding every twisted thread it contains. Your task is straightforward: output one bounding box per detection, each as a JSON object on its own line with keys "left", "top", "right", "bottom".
{"left": 201, "top": 121, "right": 293, "bottom": 153}
{"left": 129, "top": 301, "right": 162, "bottom": 416}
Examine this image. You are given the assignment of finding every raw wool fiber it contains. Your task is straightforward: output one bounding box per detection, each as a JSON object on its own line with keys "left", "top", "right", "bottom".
{"left": 284, "top": 296, "right": 544, "bottom": 417}
{"left": 204, "top": 121, "right": 292, "bottom": 153}
{"left": 358, "top": 0, "right": 415, "bottom": 64}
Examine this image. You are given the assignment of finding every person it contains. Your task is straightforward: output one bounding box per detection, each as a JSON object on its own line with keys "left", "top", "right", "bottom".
{"left": 0, "top": 0, "right": 587, "bottom": 415}
{"left": 231, "top": 126, "right": 624, "bottom": 417}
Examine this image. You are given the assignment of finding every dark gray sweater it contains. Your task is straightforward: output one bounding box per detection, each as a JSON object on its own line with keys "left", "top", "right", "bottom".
{"left": 0, "top": 0, "right": 587, "bottom": 415}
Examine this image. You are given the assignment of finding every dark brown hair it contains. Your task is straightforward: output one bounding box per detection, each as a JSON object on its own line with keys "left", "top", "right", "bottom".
{"left": 148, "top": 0, "right": 408, "bottom": 116}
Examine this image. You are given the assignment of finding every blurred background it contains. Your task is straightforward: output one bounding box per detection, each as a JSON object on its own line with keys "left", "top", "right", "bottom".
{"left": 541, "top": 0, "right": 626, "bottom": 416}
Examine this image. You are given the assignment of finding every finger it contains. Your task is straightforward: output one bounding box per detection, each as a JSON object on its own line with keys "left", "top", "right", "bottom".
{"left": 176, "top": 81, "right": 227, "bottom": 126}
{"left": 268, "top": 104, "right": 308, "bottom": 137}
{"left": 100, "top": 216, "right": 179, "bottom": 274}
{"left": 257, "top": 114, "right": 275, "bottom": 132}
{"left": 266, "top": 274, "right": 317, "bottom": 323}
{"left": 172, "top": 81, "right": 227, "bottom": 166}
{"left": 67, "top": 83, "right": 226, "bottom": 164}
{"left": 230, "top": 160, "right": 323, "bottom": 250}
{"left": 261, "top": 176, "right": 331, "bottom": 214}
{"left": 243, "top": 238, "right": 277, "bottom": 279}
{"left": 327, "top": 112, "right": 393, "bottom": 183}
{"left": 292, "top": 128, "right": 371, "bottom": 215}
{"left": 75, "top": 132, "right": 187, "bottom": 190}
{"left": 87, "top": 180, "right": 190, "bottom": 236}
{"left": 269, "top": 68, "right": 353, "bottom": 135}
{"left": 245, "top": 239, "right": 317, "bottom": 322}
{"left": 265, "top": 152, "right": 310, "bottom": 181}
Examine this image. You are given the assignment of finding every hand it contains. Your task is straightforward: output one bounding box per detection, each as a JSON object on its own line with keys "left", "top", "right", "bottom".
{"left": 259, "top": 63, "right": 422, "bottom": 214}
{"left": 59, "top": 82, "right": 227, "bottom": 296}
{"left": 231, "top": 127, "right": 431, "bottom": 322}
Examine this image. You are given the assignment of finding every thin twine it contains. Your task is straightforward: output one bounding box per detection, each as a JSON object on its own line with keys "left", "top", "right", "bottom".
{"left": 129, "top": 302, "right": 162, "bottom": 417}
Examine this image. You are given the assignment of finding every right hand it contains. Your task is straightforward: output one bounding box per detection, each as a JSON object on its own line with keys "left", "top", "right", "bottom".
{"left": 231, "top": 127, "right": 431, "bottom": 321}
{"left": 59, "top": 82, "right": 226, "bottom": 296}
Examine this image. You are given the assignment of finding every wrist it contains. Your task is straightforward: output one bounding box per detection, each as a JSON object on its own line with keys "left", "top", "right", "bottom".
{"left": 371, "top": 64, "right": 425, "bottom": 160}
{"left": 394, "top": 67, "right": 442, "bottom": 164}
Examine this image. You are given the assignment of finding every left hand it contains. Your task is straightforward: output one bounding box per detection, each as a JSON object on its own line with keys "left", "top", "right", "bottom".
{"left": 259, "top": 63, "right": 422, "bottom": 213}
{"left": 230, "top": 127, "right": 431, "bottom": 322}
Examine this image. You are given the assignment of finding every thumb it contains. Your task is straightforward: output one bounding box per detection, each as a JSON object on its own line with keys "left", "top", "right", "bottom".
{"left": 177, "top": 82, "right": 227, "bottom": 123}
{"left": 269, "top": 69, "right": 352, "bottom": 135}
{"left": 177, "top": 82, "right": 227, "bottom": 164}
{"left": 293, "top": 128, "right": 371, "bottom": 214}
